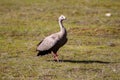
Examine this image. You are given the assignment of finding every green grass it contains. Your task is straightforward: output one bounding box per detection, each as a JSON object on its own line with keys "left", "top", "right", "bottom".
{"left": 0, "top": 0, "right": 120, "bottom": 80}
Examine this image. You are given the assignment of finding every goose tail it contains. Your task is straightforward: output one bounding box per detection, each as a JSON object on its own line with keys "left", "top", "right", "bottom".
{"left": 37, "top": 50, "right": 51, "bottom": 56}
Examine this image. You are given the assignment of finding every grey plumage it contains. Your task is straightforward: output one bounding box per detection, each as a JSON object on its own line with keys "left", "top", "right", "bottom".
{"left": 36, "top": 15, "right": 67, "bottom": 61}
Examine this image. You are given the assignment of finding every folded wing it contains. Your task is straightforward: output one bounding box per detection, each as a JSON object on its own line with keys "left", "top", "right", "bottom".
{"left": 37, "top": 34, "right": 59, "bottom": 51}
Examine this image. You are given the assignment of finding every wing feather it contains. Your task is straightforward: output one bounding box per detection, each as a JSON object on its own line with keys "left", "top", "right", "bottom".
{"left": 37, "top": 33, "right": 59, "bottom": 51}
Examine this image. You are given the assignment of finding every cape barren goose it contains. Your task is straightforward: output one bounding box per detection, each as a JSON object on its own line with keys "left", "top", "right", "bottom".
{"left": 36, "top": 15, "right": 67, "bottom": 61}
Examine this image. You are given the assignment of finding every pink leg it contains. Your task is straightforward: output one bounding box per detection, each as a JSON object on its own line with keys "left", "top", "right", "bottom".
{"left": 52, "top": 53, "right": 59, "bottom": 62}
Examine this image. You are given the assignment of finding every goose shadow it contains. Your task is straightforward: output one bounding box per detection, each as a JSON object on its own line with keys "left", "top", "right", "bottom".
{"left": 48, "top": 60, "right": 113, "bottom": 64}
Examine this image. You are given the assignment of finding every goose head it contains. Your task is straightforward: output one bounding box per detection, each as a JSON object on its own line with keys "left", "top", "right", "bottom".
{"left": 59, "top": 15, "right": 66, "bottom": 21}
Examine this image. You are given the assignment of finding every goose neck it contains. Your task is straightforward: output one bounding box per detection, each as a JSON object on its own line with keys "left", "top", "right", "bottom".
{"left": 59, "top": 20, "right": 64, "bottom": 31}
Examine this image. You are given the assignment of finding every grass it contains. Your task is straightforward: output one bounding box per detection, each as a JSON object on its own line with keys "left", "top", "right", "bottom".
{"left": 0, "top": 0, "right": 120, "bottom": 80}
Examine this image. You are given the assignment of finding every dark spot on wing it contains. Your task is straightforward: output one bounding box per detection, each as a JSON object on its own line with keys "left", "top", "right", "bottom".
{"left": 37, "top": 40, "right": 43, "bottom": 46}
{"left": 51, "top": 36, "right": 56, "bottom": 39}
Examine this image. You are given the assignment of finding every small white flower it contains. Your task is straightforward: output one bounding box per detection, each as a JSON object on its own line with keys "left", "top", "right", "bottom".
{"left": 105, "top": 13, "right": 111, "bottom": 17}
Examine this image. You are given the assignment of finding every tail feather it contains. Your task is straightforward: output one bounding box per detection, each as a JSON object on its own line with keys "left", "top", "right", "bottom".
{"left": 37, "top": 50, "right": 51, "bottom": 56}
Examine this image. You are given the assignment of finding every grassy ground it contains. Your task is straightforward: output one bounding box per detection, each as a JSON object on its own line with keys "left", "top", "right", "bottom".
{"left": 0, "top": 0, "right": 120, "bottom": 80}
